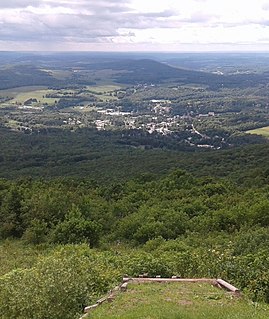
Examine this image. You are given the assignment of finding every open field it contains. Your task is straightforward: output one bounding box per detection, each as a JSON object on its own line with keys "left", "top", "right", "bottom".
{"left": 0, "top": 86, "right": 48, "bottom": 97}
{"left": 86, "top": 84, "right": 123, "bottom": 101}
{"left": 247, "top": 126, "right": 269, "bottom": 137}
{"left": 90, "top": 282, "right": 269, "bottom": 319}
{"left": 0, "top": 84, "right": 122, "bottom": 108}
{"left": 0, "top": 86, "right": 59, "bottom": 107}
{"left": 10, "top": 88, "right": 58, "bottom": 105}
{"left": 87, "top": 84, "right": 123, "bottom": 93}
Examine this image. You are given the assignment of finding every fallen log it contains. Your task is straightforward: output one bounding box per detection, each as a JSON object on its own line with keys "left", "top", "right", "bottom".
{"left": 124, "top": 277, "right": 216, "bottom": 284}
{"left": 84, "top": 303, "right": 99, "bottom": 313}
{"left": 96, "top": 297, "right": 107, "bottom": 304}
{"left": 216, "top": 279, "right": 240, "bottom": 294}
{"left": 120, "top": 282, "right": 128, "bottom": 291}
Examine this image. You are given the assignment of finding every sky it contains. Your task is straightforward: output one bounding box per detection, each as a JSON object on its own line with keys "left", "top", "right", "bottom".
{"left": 1, "top": 0, "right": 269, "bottom": 51}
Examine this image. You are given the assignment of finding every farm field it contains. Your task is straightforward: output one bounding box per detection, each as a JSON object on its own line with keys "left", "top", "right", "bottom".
{"left": 0, "top": 86, "right": 58, "bottom": 107}
{"left": 0, "top": 84, "right": 122, "bottom": 108}
{"left": 247, "top": 126, "right": 269, "bottom": 137}
{"left": 0, "top": 86, "right": 48, "bottom": 97}
{"left": 90, "top": 282, "right": 269, "bottom": 319}
{"left": 86, "top": 84, "right": 123, "bottom": 93}
{"left": 85, "top": 84, "right": 123, "bottom": 101}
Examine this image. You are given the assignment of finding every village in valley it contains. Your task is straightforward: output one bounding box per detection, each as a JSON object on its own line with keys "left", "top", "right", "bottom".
{"left": 0, "top": 82, "right": 236, "bottom": 150}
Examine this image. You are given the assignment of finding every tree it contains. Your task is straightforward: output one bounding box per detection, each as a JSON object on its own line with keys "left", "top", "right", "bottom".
{"left": 0, "top": 186, "right": 24, "bottom": 238}
{"left": 50, "top": 205, "right": 102, "bottom": 246}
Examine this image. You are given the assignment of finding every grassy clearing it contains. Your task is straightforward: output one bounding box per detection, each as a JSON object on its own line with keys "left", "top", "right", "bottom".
{"left": 247, "top": 126, "right": 269, "bottom": 137}
{"left": 0, "top": 86, "right": 58, "bottom": 106}
{"left": 0, "top": 86, "right": 48, "bottom": 98}
{"left": 0, "top": 84, "right": 121, "bottom": 107}
{"left": 85, "top": 85, "right": 122, "bottom": 102}
{"left": 11, "top": 89, "right": 58, "bottom": 105}
{"left": 90, "top": 282, "right": 269, "bottom": 319}
{"left": 87, "top": 85, "right": 122, "bottom": 93}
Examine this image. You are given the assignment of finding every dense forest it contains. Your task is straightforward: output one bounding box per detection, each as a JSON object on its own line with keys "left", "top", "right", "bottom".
{"left": 0, "top": 127, "right": 268, "bottom": 184}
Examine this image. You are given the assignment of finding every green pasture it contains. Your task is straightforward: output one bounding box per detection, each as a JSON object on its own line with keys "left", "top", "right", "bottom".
{"left": 87, "top": 84, "right": 122, "bottom": 93}
{"left": 0, "top": 86, "right": 59, "bottom": 106}
{"left": 0, "top": 84, "right": 122, "bottom": 109}
{"left": 247, "top": 126, "right": 269, "bottom": 137}
{"left": 0, "top": 86, "right": 47, "bottom": 98}
{"left": 86, "top": 84, "right": 122, "bottom": 101}
{"left": 12, "top": 89, "right": 59, "bottom": 105}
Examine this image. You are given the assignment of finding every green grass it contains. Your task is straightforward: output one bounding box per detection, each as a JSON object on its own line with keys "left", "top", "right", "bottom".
{"left": 247, "top": 126, "right": 269, "bottom": 137}
{"left": 11, "top": 89, "right": 58, "bottom": 105}
{"left": 90, "top": 282, "right": 269, "bottom": 319}
{"left": 0, "top": 84, "right": 121, "bottom": 108}
{"left": 85, "top": 84, "right": 122, "bottom": 101}
{"left": 0, "top": 86, "right": 59, "bottom": 107}
{"left": 0, "top": 86, "right": 48, "bottom": 98}
{"left": 87, "top": 85, "right": 122, "bottom": 93}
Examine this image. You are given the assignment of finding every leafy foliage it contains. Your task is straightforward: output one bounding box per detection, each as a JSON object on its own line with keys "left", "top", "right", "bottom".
{"left": 0, "top": 245, "right": 121, "bottom": 319}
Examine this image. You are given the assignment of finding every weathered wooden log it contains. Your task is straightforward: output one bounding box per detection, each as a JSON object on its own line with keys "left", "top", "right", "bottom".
{"left": 120, "top": 282, "right": 128, "bottom": 292}
{"left": 216, "top": 279, "right": 240, "bottom": 293}
{"left": 107, "top": 295, "right": 115, "bottom": 302}
{"left": 84, "top": 303, "right": 99, "bottom": 313}
{"left": 96, "top": 297, "right": 107, "bottom": 304}
{"left": 130, "top": 278, "right": 216, "bottom": 284}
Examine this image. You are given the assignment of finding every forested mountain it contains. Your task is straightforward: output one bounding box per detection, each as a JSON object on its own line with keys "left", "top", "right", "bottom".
{"left": 2, "top": 53, "right": 269, "bottom": 89}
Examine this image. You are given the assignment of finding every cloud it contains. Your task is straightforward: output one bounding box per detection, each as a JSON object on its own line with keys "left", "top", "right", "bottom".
{"left": 0, "top": 0, "right": 269, "bottom": 51}
{"left": 0, "top": 1, "right": 133, "bottom": 43}
{"left": 0, "top": 0, "right": 181, "bottom": 44}
{"left": 0, "top": 0, "right": 36, "bottom": 8}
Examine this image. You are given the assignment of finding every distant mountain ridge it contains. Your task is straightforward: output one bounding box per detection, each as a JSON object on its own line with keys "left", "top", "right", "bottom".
{"left": 84, "top": 58, "right": 269, "bottom": 89}
{"left": 0, "top": 53, "right": 269, "bottom": 89}
{"left": 86, "top": 58, "right": 220, "bottom": 86}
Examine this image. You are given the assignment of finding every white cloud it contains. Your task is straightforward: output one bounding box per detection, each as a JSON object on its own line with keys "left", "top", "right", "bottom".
{"left": 0, "top": 0, "right": 269, "bottom": 51}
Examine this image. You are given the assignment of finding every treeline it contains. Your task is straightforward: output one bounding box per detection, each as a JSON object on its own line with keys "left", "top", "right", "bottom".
{"left": 0, "top": 127, "right": 268, "bottom": 183}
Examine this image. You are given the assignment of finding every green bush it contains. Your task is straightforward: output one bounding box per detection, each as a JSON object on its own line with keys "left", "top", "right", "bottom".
{"left": 0, "top": 245, "right": 121, "bottom": 319}
{"left": 22, "top": 219, "right": 48, "bottom": 244}
{"left": 50, "top": 206, "right": 102, "bottom": 246}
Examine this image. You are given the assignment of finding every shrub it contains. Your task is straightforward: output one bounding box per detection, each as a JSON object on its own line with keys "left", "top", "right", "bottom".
{"left": 0, "top": 245, "right": 121, "bottom": 319}
{"left": 50, "top": 206, "right": 102, "bottom": 246}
